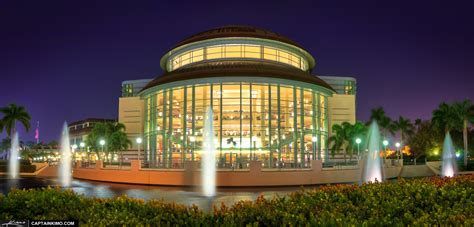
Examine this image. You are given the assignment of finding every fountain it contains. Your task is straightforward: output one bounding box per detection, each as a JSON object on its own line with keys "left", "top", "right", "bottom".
{"left": 8, "top": 132, "right": 19, "bottom": 179}
{"left": 201, "top": 106, "right": 216, "bottom": 197}
{"left": 59, "top": 122, "right": 72, "bottom": 187}
{"left": 362, "top": 121, "right": 383, "bottom": 183}
{"left": 441, "top": 132, "right": 457, "bottom": 177}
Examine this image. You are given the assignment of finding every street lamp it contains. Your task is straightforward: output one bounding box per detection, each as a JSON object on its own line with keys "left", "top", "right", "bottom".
{"left": 71, "top": 144, "right": 78, "bottom": 162}
{"left": 80, "top": 142, "right": 85, "bottom": 150}
{"left": 395, "top": 142, "right": 401, "bottom": 161}
{"left": 136, "top": 137, "right": 142, "bottom": 161}
{"left": 382, "top": 140, "right": 389, "bottom": 161}
{"left": 312, "top": 136, "right": 318, "bottom": 160}
{"left": 99, "top": 139, "right": 105, "bottom": 160}
{"left": 356, "top": 138, "right": 362, "bottom": 160}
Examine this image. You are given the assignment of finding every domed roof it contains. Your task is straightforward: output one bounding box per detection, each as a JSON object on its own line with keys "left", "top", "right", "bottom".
{"left": 141, "top": 61, "right": 334, "bottom": 93}
{"left": 172, "top": 25, "right": 305, "bottom": 49}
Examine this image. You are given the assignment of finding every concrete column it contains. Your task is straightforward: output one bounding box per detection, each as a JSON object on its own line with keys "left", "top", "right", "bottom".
{"left": 311, "top": 159, "right": 322, "bottom": 172}
{"left": 131, "top": 160, "right": 140, "bottom": 171}
{"left": 184, "top": 160, "right": 199, "bottom": 186}
{"left": 249, "top": 161, "right": 262, "bottom": 173}
{"left": 95, "top": 160, "right": 103, "bottom": 170}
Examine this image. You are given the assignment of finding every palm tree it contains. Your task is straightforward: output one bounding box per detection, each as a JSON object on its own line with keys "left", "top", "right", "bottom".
{"left": 85, "top": 122, "right": 131, "bottom": 163}
{"left": 109, "top": 130, "right": 132, "bottom": 165}
{"left": 369, "top": 107, "right": 393, "bottom": 139}
{"left": 345, "top": 121, "right": 367, "bottom": 161}
{"left": 328, "top": 124, "right": 347, "bottom": 161}
{"left": 393, "top": 116, "right": 414, "bottom": 146}
{"left": 432, "top": 102, "right": 462, "bottom": 133}
{"left": 0, "top": 103, "right": 31, "bottom": 137}
{"left": 453, "top": 99, "right": 474, "bottom": 168}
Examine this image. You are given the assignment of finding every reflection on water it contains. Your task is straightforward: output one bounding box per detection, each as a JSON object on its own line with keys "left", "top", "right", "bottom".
{"left": 0, "top": 177, "right": 316, "bottom": 208}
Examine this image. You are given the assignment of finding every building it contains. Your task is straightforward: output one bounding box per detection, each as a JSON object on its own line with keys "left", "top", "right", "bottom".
{"left": 68, "top": 118, "right": 116, "bottom": 147}
{"left": 118, "top": 25, "right": 356, "bottom": 167}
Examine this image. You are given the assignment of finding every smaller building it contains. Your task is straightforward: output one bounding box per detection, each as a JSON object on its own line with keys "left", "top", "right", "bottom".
{"left": 69, "top": 118, "right": 116, "bottom": 147}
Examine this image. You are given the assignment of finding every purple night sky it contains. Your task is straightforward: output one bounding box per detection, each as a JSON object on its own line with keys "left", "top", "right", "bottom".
{"left": 1, "top": 0, "right": 473, "bottom": 142}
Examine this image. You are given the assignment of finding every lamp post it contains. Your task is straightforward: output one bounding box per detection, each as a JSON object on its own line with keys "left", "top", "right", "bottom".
{"left": 355, "top": 138, "right": 361, "bottom": 160}
{"left": 312, "top": 136, "right": 318, "bottom": 160}
{"left": 72, "top": 144, "right": 78, "bottom": 162}
{"left": 136, "top": 137, "right": 142, "bottom": 161}
{"left": 79, "top": 142, "right": 85, "bottom": 161}
{"left": 382, "top": 140, "right": 388, "bottom": 161}
{"left": 395, "top": 142, "right": 401, "bottom": 162}
{"left": 99, "top": 139, "right": 105, "bottom": 161}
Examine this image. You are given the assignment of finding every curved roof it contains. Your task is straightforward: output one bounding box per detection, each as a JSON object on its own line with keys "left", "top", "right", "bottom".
{"left": 141, "top": 61, "right": 335, "bottom": 93}
{"left": 172, "top": 25, "right": 305, "bottom": 50}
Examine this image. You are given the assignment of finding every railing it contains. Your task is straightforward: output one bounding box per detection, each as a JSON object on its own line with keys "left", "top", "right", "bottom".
{"left": 261, "top": 161, "right": 312, "bottom": 169}
{"left": 322, "top": 160, "right": 359, "bottom": 168}
{"left": 141, "top": 161, "right": 185, "bottom": 169}
{"left": 80, "top": 161, "right": 96, "bottom": 169}
{"left": 103, "top": 161, "right": 132, "bottom": 169}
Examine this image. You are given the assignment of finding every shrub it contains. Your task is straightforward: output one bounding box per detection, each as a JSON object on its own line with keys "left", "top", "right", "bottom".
{"left": 0, "top": 162, "right": 36, "bottom": 173}
{"left": 0, "top": 175, "right": 472, "bottom": 225}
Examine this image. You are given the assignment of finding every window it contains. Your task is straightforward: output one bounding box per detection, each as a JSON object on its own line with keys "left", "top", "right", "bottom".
{"left": 169, "top": 44, "right": 308, "bottom": 71}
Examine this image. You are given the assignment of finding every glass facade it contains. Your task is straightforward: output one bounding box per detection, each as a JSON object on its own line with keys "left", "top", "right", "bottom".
{"left": 143, "top": 81, "right": 329, "bottom": 169}
{"left": 121, "top": 79, "right": 153, "bottom": 97}
{"left": 319, "top": 76, "right": 357, "bottom": 95}
{"left": 168, "top": 44, "right": 309, "bottom": 71}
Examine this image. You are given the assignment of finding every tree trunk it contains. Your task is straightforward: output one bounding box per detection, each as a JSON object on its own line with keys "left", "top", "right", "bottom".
{"left": 463, "top": 119, "right": 468, "bottom": 168}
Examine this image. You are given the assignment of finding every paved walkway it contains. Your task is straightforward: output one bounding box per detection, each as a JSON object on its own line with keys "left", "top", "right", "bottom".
{"left": 37, "top": 165, "right": 59, "bottom": 177}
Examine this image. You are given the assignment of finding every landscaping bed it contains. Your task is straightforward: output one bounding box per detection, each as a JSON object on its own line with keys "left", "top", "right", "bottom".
{"left": 0, "top": 175, "right": 472, "bottom": 225}
{"left": 0, "top": 160, "right": 36, "bottom": 173}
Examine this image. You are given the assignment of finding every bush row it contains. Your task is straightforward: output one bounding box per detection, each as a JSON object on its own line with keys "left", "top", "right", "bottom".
{"left": 0, "top": 165, "right": 36, "bottom": 173}
{"left": 0, "top": 175, "right": 472, "bottom": 226}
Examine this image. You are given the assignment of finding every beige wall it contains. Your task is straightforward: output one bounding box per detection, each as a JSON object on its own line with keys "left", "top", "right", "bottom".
{"left": 73, "top": 160, "right": 402, "bottom": 187}
{"left": 328, "top": 94, "right": 356, "bottom": 135}
{"left": 118, "top": 97, "right": 144, "bottom": 149}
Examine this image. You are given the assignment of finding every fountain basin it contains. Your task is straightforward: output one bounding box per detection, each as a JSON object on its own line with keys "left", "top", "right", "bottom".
{"left": 73, "top": 160, "right": 403, "bottom": 187}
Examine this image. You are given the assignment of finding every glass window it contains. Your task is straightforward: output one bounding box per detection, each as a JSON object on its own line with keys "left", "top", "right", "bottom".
{"left": 224, "top": 45, "right": 242, "bottom": 58}
{"left": 169, "top": 44, "right": 309, "bottom": 71}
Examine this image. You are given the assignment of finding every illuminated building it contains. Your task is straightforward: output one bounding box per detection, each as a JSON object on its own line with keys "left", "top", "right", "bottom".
{"left": 118, "top": 26, "right": 356, "bottom": 168}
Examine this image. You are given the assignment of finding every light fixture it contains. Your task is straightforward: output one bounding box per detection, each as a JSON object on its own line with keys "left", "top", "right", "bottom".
{"left": 136, "top": 137, "right": 142, "bottom": 144}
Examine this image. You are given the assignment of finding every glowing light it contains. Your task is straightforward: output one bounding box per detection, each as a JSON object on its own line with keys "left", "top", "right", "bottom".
{"left": 99, "top": 139, "right": 105, "bottom": 146}
{"left": 312, "top": 137, "right": 318, "bottom": 142}
{"left": 395, "top": 142, "right": 400, "bottom": 148}
{"left": 355, "top": 138, "right": 361, "bottom": 144}
{"left": 136, "top": 137, "right": 142, "bottom": 144}
{"left": 383, "top": 140, "right": 389, "bottom": 146}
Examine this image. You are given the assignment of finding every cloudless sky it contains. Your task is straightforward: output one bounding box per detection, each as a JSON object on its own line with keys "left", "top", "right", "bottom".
{"left": 1, "top": 0, "right": 473, "bottom": 142}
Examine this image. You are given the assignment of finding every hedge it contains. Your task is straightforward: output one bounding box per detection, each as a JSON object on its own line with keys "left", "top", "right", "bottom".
{"left": 0, "top": 175, "right": 472, "bottom": 226}
{"left": 0, "top": 164, "right": 36, "bottom": 173}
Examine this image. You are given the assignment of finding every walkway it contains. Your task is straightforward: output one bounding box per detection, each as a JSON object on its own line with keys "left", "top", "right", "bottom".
{"left": 37, "top": 165, "right": 59, "bottom": 177}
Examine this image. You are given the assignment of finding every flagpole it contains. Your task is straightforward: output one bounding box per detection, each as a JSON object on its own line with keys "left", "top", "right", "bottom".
{"left": 35, "top": 121, "right": 39, "bottom": 144}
